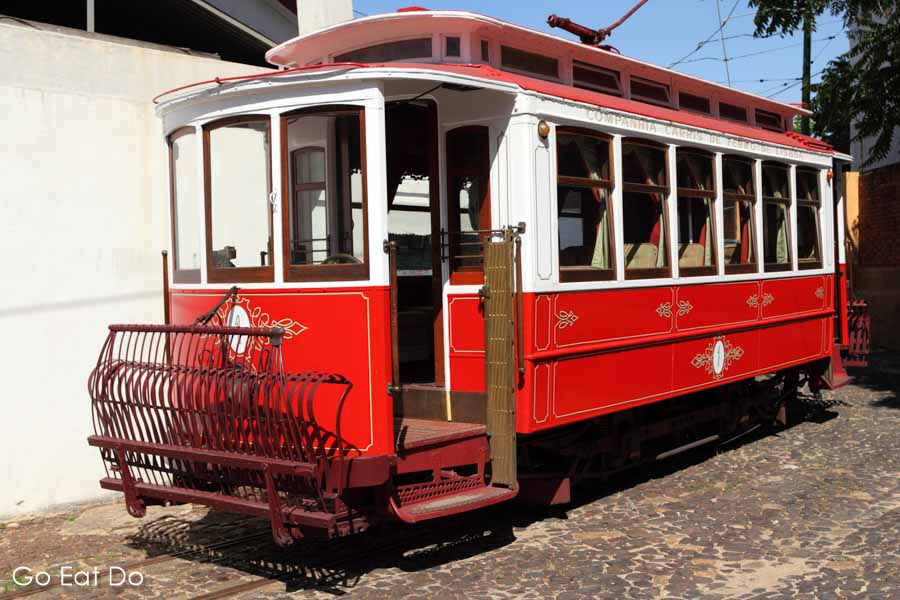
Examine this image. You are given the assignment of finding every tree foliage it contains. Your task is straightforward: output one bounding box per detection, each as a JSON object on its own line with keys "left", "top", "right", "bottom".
{"left": 809, "top": 55, "right": 853, "bottom": 153}
{"left": 749, "top": 0, "right": 899, "bottom": 165}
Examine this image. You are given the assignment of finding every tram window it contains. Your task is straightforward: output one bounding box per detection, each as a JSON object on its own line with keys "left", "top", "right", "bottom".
{"left": 168, "top": 128, "right": 201, "bottom": 283}
{"left": 679, "top": 92, "right": 711, "bottom": 115}
{"left": 755, "top": 109, "right": 783, "bottom": 132}
{"left": 719, "top": 102, "right": 748, "bottom": 123}
{"left": 445, "top": 36, "right": 460, "bottom": 58}
{"left": 796, "top": 167, "right": 822, "bottom": 269}
{"left": 630, "top": 77, "right": 670, "bottom": 107}
{"left": 500, "top": 45, "right": 558, "bottom": 79}
{"left": 675, "top": 149, "right": 717, "bottom": 276}
{"left": 447, "top": 126, "right": 491, "bottom": 282}
{"left": 762, "top": 161, "right": 792, "bottom": 271}
{"left": 281, "top": 106, "right": 368, "bottom": 281}
{"left": 481, "top": 40, "right": 490, "bottom": 62}
{"left": 573, "top": 61, "right": 621, "bottom": 96}
{"left": 722, "top": 156, "right": 757, "bottom": 273}
{"left": 334, "top": 38, "right": 433, "bottom": 62}
{"left": 622, "top": 139, "right": 670, "bottom": 279}
{"left": 204, "top": 116, "right": 273, "bottom": 283}
{"left": 555, "top": 129, "right": 614, "bottom": 282}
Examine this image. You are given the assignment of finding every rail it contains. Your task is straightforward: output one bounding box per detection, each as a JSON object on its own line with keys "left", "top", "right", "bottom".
{"left": 88, "top": 321, "right": 355, "bottom": 545}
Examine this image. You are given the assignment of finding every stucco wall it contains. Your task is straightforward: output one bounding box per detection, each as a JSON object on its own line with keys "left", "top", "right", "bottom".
{"left": 0, "top": 22, "right": 269, "bottom": 518}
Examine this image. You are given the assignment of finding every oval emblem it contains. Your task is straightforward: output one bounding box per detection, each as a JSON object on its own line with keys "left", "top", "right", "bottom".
{"left": 225, "top": 304, "right": 250, "bottom": 353}
{"left": 712, "top": 339, "right": 726, "bottom": 376}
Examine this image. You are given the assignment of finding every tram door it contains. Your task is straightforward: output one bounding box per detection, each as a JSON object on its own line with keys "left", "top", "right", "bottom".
{"left": 385, "top": 101, "right": 443, "bottom": 386}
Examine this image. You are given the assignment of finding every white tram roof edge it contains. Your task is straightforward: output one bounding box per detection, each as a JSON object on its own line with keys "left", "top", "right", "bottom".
{"left": 266, "top": 8, "right": 812, "bottom": 119}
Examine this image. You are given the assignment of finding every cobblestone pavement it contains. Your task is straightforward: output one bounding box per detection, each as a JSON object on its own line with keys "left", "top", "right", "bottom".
{"left": 1, "top": 354, "right": 897, "bottom": 599}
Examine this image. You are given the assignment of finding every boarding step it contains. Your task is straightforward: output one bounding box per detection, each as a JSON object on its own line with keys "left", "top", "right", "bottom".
{"left": 393, "top": 485, "right": 516, "bottom": 523}
{"left": 394, "top": 417, "right": 486, "bottom": 451}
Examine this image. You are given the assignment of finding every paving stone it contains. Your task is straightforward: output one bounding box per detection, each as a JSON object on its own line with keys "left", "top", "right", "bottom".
{"left": 2, "top": 353, "right": 898, "bottom": 599}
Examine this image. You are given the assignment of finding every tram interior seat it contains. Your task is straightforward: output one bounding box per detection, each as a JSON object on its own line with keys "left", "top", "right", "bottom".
{"left": 212, "top": 246, "right": 237, "bottom": 268}
{"left": 724, "top": 241, "right": 738, "bottom": 263}
{"left": 678, "top": 243, "right": 705, "bottom": 267}
{"left": 623, "top": 243, "right": 659, "bottom": 269}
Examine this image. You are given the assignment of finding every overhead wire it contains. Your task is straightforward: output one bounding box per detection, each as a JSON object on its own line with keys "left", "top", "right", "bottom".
{"left": 714, "top": 0, "right": 733, "bottom": 86}
{"left": 764, "top": 69, "right": 825, "bottom": 97}
{"left": 668, "top": 0, "right": 741, "bottom": 68}
{"left": 674, "top": 34, "right": 838, "bottom": 65}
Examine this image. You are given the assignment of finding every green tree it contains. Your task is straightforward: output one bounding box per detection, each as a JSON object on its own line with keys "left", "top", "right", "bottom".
{"left": 809, "top": 55, "right": 853, "bottom": 153}
{"left": 749, "top": 1, "right": 899, "bottom": 165}
{"left": 748, "top": 0, "right": 832, "bottom": 135}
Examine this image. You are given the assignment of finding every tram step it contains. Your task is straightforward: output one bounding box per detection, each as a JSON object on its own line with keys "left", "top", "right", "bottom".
{"left": 394, "top": 485, "right": 516, "bottom": 523}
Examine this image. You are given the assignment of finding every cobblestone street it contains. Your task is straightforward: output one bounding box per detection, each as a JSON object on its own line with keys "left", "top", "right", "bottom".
{"left": 1, "top": 355, "right": 897, "bottom": 600}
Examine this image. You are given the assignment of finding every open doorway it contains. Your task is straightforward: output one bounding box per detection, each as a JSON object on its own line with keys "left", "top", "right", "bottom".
{"left": 385, "top": 100, "right": 443, "bottom": 385}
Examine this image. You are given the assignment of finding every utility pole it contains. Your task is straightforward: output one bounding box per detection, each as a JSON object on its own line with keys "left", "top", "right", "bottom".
{"left": 801, "top": 5, "right": 812, "bottom": 135}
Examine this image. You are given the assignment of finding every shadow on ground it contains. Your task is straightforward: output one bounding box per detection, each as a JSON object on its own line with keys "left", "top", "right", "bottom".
{"left": 846, "top": 350, "right": 900, "bottom": 409}
{"left": 121, "top": 352, "right": 898, "bottom": 594}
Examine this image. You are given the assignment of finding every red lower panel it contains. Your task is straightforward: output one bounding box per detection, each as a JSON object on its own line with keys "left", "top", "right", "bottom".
{"left": 170, "top": 287, "right": 394, "bottom": 455}
{"left": 551, "top": 344, "right": 674, "bottom": 420}
{"left": 519, "top": 275, "right": 835, "bottom": 433}
{"left": 761, "top": 275, "right": 829, "bottom": 319}
{"left": 447, "top": 294, "right": 485, "bottom": 392}
{"left": 522, "top": 317, "right": 829, "bottom": 432}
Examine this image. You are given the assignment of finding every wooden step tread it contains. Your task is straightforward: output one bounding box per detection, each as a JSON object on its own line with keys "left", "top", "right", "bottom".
{"left": 405, "top": 486, "right": 515, "bottom": 516}
{"left": 394, "top": 417, "right": 486, "bottom": 450}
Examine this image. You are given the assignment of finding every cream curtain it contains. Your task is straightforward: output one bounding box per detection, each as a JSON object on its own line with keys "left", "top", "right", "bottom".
{"left": 572, "top": 136, "right": 610, "bottom": 270}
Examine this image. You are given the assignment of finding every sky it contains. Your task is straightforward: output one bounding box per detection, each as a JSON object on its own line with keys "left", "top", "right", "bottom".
{"left": 351, "top": 0, "right": 850, "bottom": 104}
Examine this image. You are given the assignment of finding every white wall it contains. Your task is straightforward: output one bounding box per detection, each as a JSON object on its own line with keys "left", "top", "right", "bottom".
{"left": 0, "top": 22, "right": 269, "bottom": 518}
{"left": 297, "top": 0, "right": 353, "bottom": 36}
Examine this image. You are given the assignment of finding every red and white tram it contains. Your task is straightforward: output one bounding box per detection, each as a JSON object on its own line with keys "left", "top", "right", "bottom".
{"left": 88, "top": 8, "right": 860, "bottom": 544}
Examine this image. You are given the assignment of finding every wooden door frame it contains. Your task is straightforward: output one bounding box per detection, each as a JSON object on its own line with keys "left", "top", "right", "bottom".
{"left": 425, "top": 100, "right": 446, "bottom": 386}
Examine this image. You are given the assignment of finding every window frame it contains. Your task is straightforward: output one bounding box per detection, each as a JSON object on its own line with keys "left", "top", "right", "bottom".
{"left": 678, "top": 91, "right": 711, "bottom": 115}
{"left": 572, "top": 61, "right": 622, "bottom": 96}
{"left": 721, "top": 155, "right": 758, "bottom": 275}
{"left": 167, "top": 126, "right": 201, "bottom": 284}
{"left": 333, "top": 37, "right": 433, "bottom": 63}
{"left": 719, "top": 102, "right": 749, "bottom": 123}
{"left": 629, "top": 77, "right": 671, "bottom": 108}
{"left": 761, "top": 160, "right": 793, "bottom": 273}
{"left": 446, "top": 125, "right": 492, "bottom": 285}
{"left": 795, "top": 167, "right": 823, "bottom": 270}
{"left": 500, "top": 45, "right": 559, "bottom": 80}
{"left": 279, "top": 105, "right": 369, "bottom": 283}
{"left": 621, "top": 138, "right": 671, "bottom": 280}
{"left": 203, "top": 114, "right": 274, "bottom": 284}
{"left": 755, "top": 109, "right": 784, "bottom": 132}
{"left": 555, "top": 127, "right": 617, "bottom": 283}
{"left": 675, "top": 148, "right": 718, "bottom": 277}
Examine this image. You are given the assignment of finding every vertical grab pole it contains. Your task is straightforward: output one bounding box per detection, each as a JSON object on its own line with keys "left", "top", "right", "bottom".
{"left": 161, "top": 250, "right": 171, "bottom": 326}
{"left": 384, "top": 240, "right": 401, "bottom": 395}
{"left": 514, "top": 227, "right": 526, "bottom": 378}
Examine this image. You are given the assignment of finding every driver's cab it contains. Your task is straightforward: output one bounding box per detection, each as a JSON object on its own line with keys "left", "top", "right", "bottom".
{"left": 275, "top": 79, "right": 516, "bottom": 420}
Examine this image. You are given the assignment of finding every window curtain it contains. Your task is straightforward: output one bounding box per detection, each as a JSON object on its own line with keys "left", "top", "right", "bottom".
{"left": 771, "top": 188, "right": 789, "bottom": 264}
{"left": 573, "top": 137, "right": 610, "bottom": 269}
{"left": 739, "top": 203, "right": 751, "bottom": 263}
{"left": 687, "top": 158, "right": 713, "bottom": 267}
{"left": 776, "top": 205, "right": 789, "bottom": 263}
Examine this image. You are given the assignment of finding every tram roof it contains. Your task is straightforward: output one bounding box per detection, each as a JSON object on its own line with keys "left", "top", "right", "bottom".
{"left": 266, "top": 8, "right": 814, "bottom": 121}
{"left": 155, "top": 61, "right": 833, "bottom": 156}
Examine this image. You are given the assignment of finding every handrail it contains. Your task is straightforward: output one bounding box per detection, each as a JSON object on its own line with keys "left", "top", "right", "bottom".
{"left": 514, "top": 233, "right": 525, "bottom": 377}
{"left": 161, "top": 250, "right": 170, "bottom": 326}
{"left": 384, "top": 240, "right": 401, "bottom": 396}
